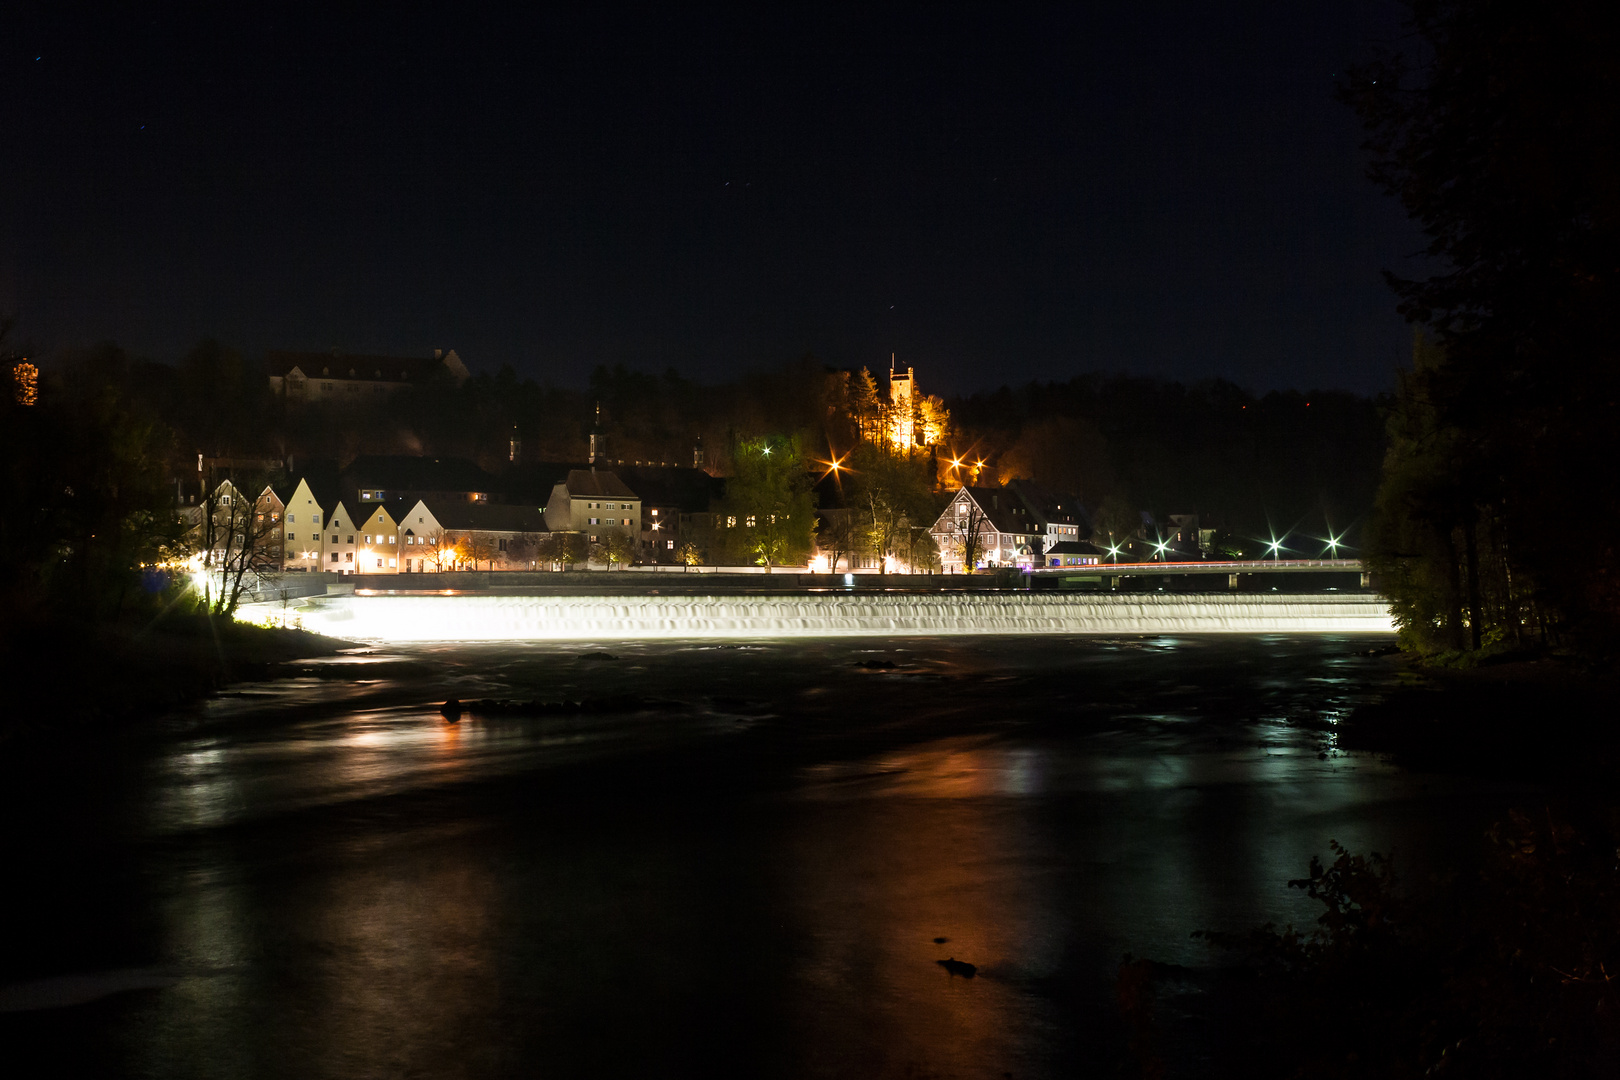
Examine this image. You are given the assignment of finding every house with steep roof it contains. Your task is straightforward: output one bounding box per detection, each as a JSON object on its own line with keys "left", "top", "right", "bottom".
{"left": 354, "top": 503, "right": 402, "bottom": 574}
{"left": 183, "top": 478, "right": 285, "bottom": 575}
{"left": 929, "top": 486, "right": 1039, "bottom": 573}
{"left": 323, "top": 500, "right": 363, "bottom": 575}
{"left": 396, "top": 500, "right": 448, "bottom": 573}
{"left": 280, "top": 477, "right": 329, "bottom": 571}
{"left": 544, "top": 469, "right": 641, "bottom": 547}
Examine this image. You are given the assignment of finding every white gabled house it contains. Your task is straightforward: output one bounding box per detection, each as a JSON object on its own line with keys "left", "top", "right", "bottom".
{"left": 928, "top": 486, "right": 1039, "bottom": 573}
{"left": 324, "top": 500, "right": 363, "bottom": 575}
{"left": 397, "top": 500, "right": 448, "bottom": 572}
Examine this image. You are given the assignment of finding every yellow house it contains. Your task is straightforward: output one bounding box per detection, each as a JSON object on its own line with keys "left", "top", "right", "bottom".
{"left": 281, "top": 478, "right": 327, "bottom": 571}
{"left": 356, "top": 504, "right": 401, "bottom": 574}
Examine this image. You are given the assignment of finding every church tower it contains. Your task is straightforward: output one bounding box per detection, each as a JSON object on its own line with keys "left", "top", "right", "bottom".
{"left": 588, "top": 402, "right": 604, "bottom": 465}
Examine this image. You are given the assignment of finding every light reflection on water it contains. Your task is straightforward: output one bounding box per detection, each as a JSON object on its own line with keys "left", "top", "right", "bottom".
{"left": 6, "top": 634, "right": 1523, "bottom": 1078}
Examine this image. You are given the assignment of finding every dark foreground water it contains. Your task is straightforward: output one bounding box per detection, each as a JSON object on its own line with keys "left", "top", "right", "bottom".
{"left": 1, "top": 635, "right": 1518, "bottom": 1077}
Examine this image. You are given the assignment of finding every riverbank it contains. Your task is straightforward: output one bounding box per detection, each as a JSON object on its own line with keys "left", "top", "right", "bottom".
{"left": 1, "top": 613, "right": 353, "bottom": 746}
{"left": 1338, "top": 650, "right": 1620, "bottom": 786}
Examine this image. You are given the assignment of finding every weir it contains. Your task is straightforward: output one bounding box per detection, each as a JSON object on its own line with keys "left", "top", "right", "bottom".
{"left": 265, "top": 591, "right": 1395, "bottom": 642}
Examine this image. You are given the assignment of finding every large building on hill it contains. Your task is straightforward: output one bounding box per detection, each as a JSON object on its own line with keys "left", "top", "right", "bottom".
{"left": 266, "top": 348, "right": 469, "bottom": 404}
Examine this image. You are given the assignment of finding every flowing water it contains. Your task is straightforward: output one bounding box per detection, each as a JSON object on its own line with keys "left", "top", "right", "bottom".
{"left": 264, "top": 590, "right": 1394, "bottom": 640}
{"left": 0, "top": 627, "right": 1515, "bottom": 1078}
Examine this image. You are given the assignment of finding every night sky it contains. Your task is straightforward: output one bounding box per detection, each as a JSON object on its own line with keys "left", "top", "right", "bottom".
{"left": 3, "top": 5, "right": 1424, "bottom": 395}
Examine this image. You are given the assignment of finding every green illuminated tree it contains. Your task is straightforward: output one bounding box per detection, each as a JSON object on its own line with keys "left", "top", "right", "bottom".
{"left": 601, "top": 526, "right": 637, "bottom": 568}
{"left": 845, "top": 442, "right": 939, "bottom": 575}
{"left": 714, "top": 435, "right": 817, "bottom": 570}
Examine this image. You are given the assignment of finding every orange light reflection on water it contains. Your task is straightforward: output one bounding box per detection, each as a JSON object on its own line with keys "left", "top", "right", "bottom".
{"left": 784, "top": 737, "right": 1057, "bottom": 1073}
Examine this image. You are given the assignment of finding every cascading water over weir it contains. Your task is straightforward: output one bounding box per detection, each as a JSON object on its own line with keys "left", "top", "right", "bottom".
{"left": 269, "top": 591, "right": 1395, "bottom": 642}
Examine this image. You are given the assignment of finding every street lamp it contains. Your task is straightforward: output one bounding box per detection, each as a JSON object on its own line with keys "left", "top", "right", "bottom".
{"left": 1323, "top": 532, "right": 1342, "bottom": 558}
{"left": 1107, "top": 543, "right": 1122, "bottom": 564}
{"left": 1266, "top": 537, "right": 1285, "bottom": 562}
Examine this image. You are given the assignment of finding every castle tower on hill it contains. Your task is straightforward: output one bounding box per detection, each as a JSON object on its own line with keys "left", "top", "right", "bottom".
{"left": 888, "top": 354, "right": 916, "bottom": 448}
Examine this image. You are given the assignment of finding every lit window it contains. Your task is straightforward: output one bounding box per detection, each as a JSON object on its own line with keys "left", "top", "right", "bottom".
{"left": 388, "top": 535, "right": 395, "bottom": 544}
{"left": 346, "top": 553, "right": 353, "bottom": 561}
{"left": 745, "top": 515, "right": 756, "bottom": 528}
{"left": 364, "top": 534, "right": 371, "bottom": 544}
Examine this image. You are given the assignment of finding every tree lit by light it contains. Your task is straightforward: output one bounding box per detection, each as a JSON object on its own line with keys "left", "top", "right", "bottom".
{"left": 12, "top": 361, "right": 38, "bottom": 407}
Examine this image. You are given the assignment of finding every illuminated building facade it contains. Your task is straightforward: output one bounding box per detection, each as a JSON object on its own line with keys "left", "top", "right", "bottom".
{"left": 544, "top": 469, "right": 641, "bottom": 546}
{"left": 928, "top": 487, "right": 1039, "bottom": 572}
{"left": 267, "top": 348, "right": 469, "bottom": 404}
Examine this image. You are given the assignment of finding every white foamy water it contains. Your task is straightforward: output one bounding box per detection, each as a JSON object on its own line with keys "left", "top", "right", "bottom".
{"left": 253, "top": 591, "right": 1394, "bottom": 641}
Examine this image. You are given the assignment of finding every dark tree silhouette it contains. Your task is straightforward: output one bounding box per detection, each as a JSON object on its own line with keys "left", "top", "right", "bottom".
{"left": 1345, "top": 0, "right": 1619, "bottom": 650}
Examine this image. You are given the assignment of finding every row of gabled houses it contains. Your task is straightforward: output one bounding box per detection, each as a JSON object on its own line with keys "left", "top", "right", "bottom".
{"left": 182, "top": 454, "right": 723, "bottom": 574}
{"left": 182, "top": 452, "right": 1200, "bottom": 576}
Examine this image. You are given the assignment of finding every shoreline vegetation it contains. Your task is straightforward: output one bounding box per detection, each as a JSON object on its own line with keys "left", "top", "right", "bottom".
{"left": 1, "top": 614, "right": 352, "bottom": 748}
{"left": 1120, "top": 652, "right": 1620, "bottom": 1078}
{"left": 1341, "top": 648, "right": 1620, "bottom": 783}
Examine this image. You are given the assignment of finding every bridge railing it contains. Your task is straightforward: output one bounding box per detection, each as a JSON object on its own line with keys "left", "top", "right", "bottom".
{"left": 1027, "top": 558, "right": 1365, "bottom": 574}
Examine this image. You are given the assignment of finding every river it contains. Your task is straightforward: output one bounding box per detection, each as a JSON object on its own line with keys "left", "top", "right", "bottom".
{"left": 0, "top": 632, "right": 1516, "bottom": 1078}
